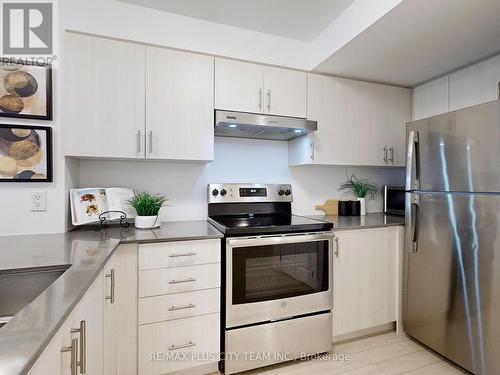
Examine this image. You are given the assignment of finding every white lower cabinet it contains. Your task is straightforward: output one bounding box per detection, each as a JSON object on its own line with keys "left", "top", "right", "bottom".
{"left": 332, "top": 226, "right": 403, "bottom": 341}
{"left": 138, "top": 240, "right": 221, "bottom": 375}
{"left": 28, "top": 271, "right": 105, "bottom": 375}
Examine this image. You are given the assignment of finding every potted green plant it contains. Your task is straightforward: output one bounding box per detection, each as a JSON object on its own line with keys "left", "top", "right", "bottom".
{"left": 128, "top": 192, "right": 168, "bottom": 229}
{"left": 338, "top": 171, "right": 378, "bottom": 215}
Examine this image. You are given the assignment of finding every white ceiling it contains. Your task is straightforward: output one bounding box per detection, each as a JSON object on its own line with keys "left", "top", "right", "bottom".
{"left": 314, "top": 0, "right": 500, "bottom": 87}
{"left": 117, "top": 0, "right": 355, "bottom": 42}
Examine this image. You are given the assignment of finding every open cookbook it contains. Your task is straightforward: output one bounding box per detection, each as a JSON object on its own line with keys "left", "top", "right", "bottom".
{"left": 70, "top": 187, "right": 136, "bottom": 226}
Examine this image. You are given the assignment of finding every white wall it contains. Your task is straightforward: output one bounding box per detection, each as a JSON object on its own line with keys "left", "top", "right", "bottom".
{"left": 77, "top": 137, "right": 405, "bottom": 222}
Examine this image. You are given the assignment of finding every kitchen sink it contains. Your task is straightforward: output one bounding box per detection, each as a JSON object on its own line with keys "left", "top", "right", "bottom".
{"left": 0, "top": 264, "right": 71, "bottom": 328}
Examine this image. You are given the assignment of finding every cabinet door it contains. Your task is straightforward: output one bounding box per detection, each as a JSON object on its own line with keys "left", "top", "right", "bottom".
{"left": 70, "top": 270, "right": 104, "bottom": 375}
{"left": 386, "top": 86, "right": 412, "bottom": 167}
{"left": 64, "top": 32, "right": 146, "bottom": 158}
{"left": 412, "top": 75, "right": 449, "bottom": 120}
{"left": 300, "top": 74, "right": 360, "bottom": 165}
{"left": 332, "top": 228, "right": 398, "bottom": 339}
{"left": 103, "top": 244, "right": 138, "bottom": 375}
{"left": 215, "top": 58, "right": 264, "bottom": 113}
{"left": 146, "top": 47, "right": 214, "bottom": 161}
{"left": 357, "top": 81, "right": 388, "bottom": 166}
{"left": 450, "top": 55, "right": 500, "bottom": 111}
{"left": 263, "top": 66, "right": 307, "bottom": 118}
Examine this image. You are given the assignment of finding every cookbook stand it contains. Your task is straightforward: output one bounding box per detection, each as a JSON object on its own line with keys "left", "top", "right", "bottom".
{"left": 98, "top": 210, "right": 130, "bottom": 228}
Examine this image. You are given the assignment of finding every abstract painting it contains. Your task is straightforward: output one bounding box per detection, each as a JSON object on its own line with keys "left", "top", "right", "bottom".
{"left": 0, "top": 61, "right": 52, "bottom": 120}
{"left": 0, "top": 125, "right": 52, "bottom": 182}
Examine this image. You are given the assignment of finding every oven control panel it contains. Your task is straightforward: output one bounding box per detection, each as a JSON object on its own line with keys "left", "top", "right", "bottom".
{"left": 208, "top": 184, "right": 293, "bottom": 203}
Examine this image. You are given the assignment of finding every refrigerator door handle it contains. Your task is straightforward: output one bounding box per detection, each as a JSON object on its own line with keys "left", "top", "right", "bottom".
{"left": 410, "top": 195, "right": 419, "bottom": 254}
{"left": 405, "top": 130, "right": 420, "bottom": 190}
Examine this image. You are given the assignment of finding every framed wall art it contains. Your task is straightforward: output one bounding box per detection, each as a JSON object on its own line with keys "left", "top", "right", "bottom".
{"left": 0, "top": 61, "right": 53, "bottom": 120}
{"left": 0, "top": 124, "right": 53, "bottom": 182}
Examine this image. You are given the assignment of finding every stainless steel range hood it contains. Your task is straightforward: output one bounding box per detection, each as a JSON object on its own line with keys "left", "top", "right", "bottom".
{"left": 215, "top": 110, "right": 317, "bottom": 141}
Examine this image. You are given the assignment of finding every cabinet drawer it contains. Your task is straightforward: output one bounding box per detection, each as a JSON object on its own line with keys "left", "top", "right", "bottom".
{"left": 139, "top": 288, "right": 220, "bottom": 325}
{"left": 138, "top": 313, "right": 220, "bottom": 374}
{"left": 139, "top": 263, "right": 220, "bottom": 297}
{"left": 139, "top": 239, "right": 220, "bottom": 270}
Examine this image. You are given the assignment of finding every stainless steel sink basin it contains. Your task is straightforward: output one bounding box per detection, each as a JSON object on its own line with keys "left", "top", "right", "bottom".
{"left": 0, "top": 264, "right": 71, "bottom": 328}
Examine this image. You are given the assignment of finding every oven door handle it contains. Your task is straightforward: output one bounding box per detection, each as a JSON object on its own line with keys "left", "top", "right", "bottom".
{"left": 227, "top": 232, "right": 334, "bottom": 247}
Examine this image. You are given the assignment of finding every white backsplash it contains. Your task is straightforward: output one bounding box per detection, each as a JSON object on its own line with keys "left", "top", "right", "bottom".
{"left": 76, "top": 137, "right": 404, "bottom": 222}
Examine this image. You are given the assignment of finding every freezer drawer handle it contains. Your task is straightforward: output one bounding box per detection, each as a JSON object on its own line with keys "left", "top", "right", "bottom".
{"left": 169, "top": 277, "right": 196, "bottom": 284}
{"left": 405, "top": 131, "right": 420, "bottom": 190}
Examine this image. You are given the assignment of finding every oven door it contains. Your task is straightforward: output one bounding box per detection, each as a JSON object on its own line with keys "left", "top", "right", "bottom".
{"left": 226, "top": 232, "right": 333, "bottom": 328}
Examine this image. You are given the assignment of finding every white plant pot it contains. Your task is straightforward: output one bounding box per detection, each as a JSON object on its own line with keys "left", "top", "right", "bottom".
{"left": 135, "top": 215, "right": 160, "bottom": 229}
{"left": 358, "top": 198, "right": 366, "bottom": 216}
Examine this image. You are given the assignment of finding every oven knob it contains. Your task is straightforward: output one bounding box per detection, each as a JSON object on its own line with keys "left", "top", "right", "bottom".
{"left": 220, "top": 189, "right": 227, "bottom": 196}
{"left": 284, "top": 189, "right": 291, "bottom": 196}
{"left": 278, "top": 189, "right": 285, "bottom": 196}
{"left": 212, "top": 189, "right": 219, "bottom": 196}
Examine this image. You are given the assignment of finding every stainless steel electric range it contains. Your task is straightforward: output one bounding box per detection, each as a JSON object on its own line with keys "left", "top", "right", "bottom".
{"left": 208, "top": 183, "right": 334, "bottom": 374}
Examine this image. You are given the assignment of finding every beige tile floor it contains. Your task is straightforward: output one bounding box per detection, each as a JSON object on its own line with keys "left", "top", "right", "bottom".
{"left": 234, "top": 332, "right": 470, "bottom": 375}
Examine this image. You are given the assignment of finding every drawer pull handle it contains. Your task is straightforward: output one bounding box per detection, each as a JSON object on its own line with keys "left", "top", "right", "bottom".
{"left": 169, "top": 341, "right": 196, "bottom": 351}
{"left": 61, "top": 338, "right": 78, "bottom": 375}
{"left": 169, "top": 252, "right": 197, "bottom": 258}
{"left": 71, "top": 320, "right": 86, "bottom": 374}
{"left": 168, "top": 303, "right": 196, "bottom": 311}
{"left": 169, "top": 277, "right": 196, "bottom": 284}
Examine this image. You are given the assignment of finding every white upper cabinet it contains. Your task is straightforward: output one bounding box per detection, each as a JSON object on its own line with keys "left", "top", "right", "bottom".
{"left": 64, "top": 33, "right": 146, "bottom": 159}
{"left": 215, "top": 58, "right": 307, "bottom": 117}
{"left": 386, "top": 85, "right": 412, "bottom": 166}
{"left": 215, "top": 58, "right": 264, "bottom": 113}
{"left": 263, "top": 66, "right": 307, "bottom": 117}
{"left": 412, "top": 75, "right": 449, "bottom": 120}
{"left": 289, "top": 73, "right": 410, "bottom": 167}
{"left": 450, "top": 54, "right": 500, "bottom": 111}
{"left": 146, "top": 47, "right": 214, "bottom": 161}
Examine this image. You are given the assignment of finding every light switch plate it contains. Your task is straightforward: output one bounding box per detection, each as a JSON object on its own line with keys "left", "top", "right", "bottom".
{"left": 31, "top": 191, "right": 47, "bottom": 212}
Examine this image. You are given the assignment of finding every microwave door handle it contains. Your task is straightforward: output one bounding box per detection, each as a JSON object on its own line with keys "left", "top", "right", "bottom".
{"left": 405, "top": 130, "right": 420, "bottom": 191}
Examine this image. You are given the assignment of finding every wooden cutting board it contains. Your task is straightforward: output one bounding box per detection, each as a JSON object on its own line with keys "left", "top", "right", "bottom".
{"left": 315, "top": 199, "right": 339, "bottom": 216}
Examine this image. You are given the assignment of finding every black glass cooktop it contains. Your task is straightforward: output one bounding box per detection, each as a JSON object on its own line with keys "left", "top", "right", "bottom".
{"left": 208, "top": 214, "right": 333, "bottom": 236}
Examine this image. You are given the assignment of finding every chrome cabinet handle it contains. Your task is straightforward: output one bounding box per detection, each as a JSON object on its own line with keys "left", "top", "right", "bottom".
{"left": 105, "top": 269, "right": 115, "bottom": 304}
{"left": 169, "top": 252, "right": 197, "bottom": 258}
{"left": 334, "top": 236, "right": 339, "bottom": 257}
{"left": 148, "top": 130, "right": 153, "bottom": 155}
{"left": 137, "top": 130, "right": 142, "bottom": 154}
{"left": 61, "top": 338, "right": 78, "bottom": 375}
{"left": 71, "top": 321, "right": 86, "bottom": 374}
{"left": 388, "top": 146, "right": 393, "bottom": 164}
{"left": 258, "top": 88, "right": 262, "bottom": 111}
{"left": 168, "top": 341, "right": 196, "bottom": 351}
{"left": 310, "top": 141, "right": 315, "bottom": 161}
{"left": 405, "top": 131, "right": 420, "bottom": 190}
{"left": 168, "top": 303, "right": 196, "bottom": 311}
{"left": 383, "top": 146, "right": 388, "bottom": 164}
{"left": 169, "top": 277, "right": 196, "bottom": 284}
{"left": 266, "top": 90, "right": 271, "bottom": 111}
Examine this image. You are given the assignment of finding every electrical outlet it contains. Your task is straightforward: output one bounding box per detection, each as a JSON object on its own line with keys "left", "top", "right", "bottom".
{"left": 31, "top": 191, "right": 47, "bottom": 212}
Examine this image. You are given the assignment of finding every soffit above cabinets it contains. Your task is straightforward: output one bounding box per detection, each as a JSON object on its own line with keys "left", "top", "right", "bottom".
{"left": 313, "top": 0, "right": 500, "bottom": 87}
{"left": 117, "top": 0, "right": 354, "bottom": 42}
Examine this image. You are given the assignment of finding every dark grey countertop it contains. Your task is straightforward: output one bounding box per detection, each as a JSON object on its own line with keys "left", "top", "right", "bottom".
{"left": 0, "top": 220, "right": 222, "bottom": 375}
{"left": 304, "top": 212, "right": 405, "bottom": 231}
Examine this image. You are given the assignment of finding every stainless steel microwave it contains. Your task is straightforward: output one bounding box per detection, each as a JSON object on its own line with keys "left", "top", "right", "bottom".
{"left": 383, "top": 185, "right": 405, "bottom": 216}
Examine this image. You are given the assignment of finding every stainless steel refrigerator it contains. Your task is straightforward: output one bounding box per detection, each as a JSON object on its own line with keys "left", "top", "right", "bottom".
{"left": 404, "top": 100, "right": 500, "bottom": 375}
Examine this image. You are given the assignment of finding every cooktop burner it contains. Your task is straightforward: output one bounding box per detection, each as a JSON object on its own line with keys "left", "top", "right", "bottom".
{"left": 207, "top": 184, "right": 333, "bottom": 236}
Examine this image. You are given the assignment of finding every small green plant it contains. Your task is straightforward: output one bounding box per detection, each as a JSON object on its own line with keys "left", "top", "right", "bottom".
{"left": 339, "top": 171, "right": 378, "bottom": 199}
{"left": 128, "top": 192, "right": 168, "bottom": 216}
